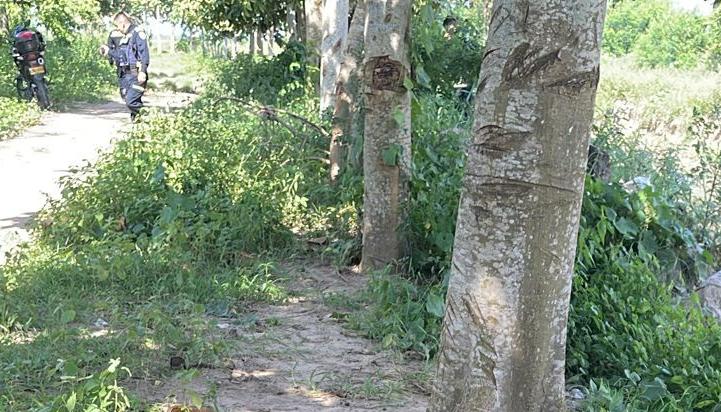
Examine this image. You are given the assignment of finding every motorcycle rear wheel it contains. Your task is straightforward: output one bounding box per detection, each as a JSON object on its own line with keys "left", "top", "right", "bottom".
{"left": 32, "top": 75, "right": 50, "bottom": 110}
{"left": 16, "top": 76, "right": 32, "bottom": 102}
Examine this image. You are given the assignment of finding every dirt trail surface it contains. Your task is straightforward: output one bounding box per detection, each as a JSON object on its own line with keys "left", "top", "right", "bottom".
{"left": 134, "top": 264, "right": 431, "bottom": 411}
{"left": 0, "top": 93, "right": 192, "bottom": 263}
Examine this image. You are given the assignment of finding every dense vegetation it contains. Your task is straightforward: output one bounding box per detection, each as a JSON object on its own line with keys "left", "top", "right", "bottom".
{"left": 2, "top": 1, "right": 721, "bottom": 411}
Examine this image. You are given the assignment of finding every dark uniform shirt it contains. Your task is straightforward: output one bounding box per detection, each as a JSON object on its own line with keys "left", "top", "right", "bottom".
{"left": 107, "top": 24, "right": 150, "bottom": 119}
{"left": 108, "top": 25, "right": 150, "bottom": 72}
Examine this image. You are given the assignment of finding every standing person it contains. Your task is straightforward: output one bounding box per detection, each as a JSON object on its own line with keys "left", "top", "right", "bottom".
{"left": 99, "top": 12, "right": 149, "bottom": 120}
{"left": 106, "top": 28, "right": 125, "bottom": 99}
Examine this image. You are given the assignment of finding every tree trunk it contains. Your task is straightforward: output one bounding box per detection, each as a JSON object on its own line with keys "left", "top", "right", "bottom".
{"left": 320, "top": 0, "right": 349, "bottom": 114}
{"left": 267, "top": 30, "right": 276, "bottom": 56}
{"left": 287, "top": 8, "right": 298, "bottom": 42}
{"left": 296, "top": 4, "right": 307, "bottom": 44}
{"left": 305, "top": 0, "right": 323, "bottom": 64}
{"left": 256, "top": 31, "right": 264, "bottom": 56}
{"left": 329, "top": 0, "right": 366, "bottom": 183}
{"left": 0, "top": 5, "right": 9, "bottom": 36}
{"left": 428, "top": 1, "right": 607, "bottom": 411}
{"left": 249, "top": 31, "right": 256, "bottom": 56}
{"left": 360, "top": 0, "right": 412, "bottom": 272}
{"left": 482, "top": 0, "right": 493, "bottom": 26}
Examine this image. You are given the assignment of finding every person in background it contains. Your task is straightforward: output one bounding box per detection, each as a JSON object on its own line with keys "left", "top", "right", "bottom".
{"left": 99, "top": 12, "right": 149, "bottom": 120}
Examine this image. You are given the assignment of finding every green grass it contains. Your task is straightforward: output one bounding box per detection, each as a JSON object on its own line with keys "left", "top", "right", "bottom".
{"left": 0, "top": 97, "right": 41, "bottom": 140}
{"left": 0, "top": 56, "right": 337, "bottom": 407}
{"left": 597, "top": 55, "right": 721, "bottom": 131}
{"left": 0, "top": 239, "right": 286, "bottom": 409}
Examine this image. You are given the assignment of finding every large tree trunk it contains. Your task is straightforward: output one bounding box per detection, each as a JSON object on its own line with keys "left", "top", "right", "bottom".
{"left": 304, "top": 0, "right": 323, "bottom": 64}
{"left": 329, "top": 0, "right": 366, "bottom": 183}
{"left": 320, "top": 0, "right": 349, "bottom": 114}
{"left": 429, "top": 1, "right": 607, "bottom": 411}
{"left": 360, "top": 0, "right": 412, "bottom": 272}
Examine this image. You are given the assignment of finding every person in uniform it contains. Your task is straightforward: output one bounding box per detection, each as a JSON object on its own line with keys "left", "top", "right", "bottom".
{"left": 106, "top": 28, "right": 126, "bottom": 99}
{"left": 99, "top": 12, "right": 150, "bottom": 120}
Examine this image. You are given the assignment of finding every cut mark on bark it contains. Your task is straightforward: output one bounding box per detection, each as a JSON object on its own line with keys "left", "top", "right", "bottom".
{"left": 502, "top": 43, "right": 562, "bottom": 84}
{"left": 543, "top": 67, "right": 600, "bottom": 97}
{"left": 477, "top": 75, "right": 490, "bottom": 96}
{"left": 491, "top": 5, "right": 510, "bottom": 35}
{"left": 368, "top": 56, "right": 405, "bottom": 91}
{"left": 469, "top": 174, "right": 578, "bottom": 196}
{"left": 474, "top": 126, "right": 532, "bottom": 159}
{"left": 460, "top": 293, "right": 498, "bottom": 388}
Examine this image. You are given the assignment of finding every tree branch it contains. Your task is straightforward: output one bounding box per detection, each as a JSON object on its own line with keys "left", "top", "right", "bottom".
{"left": 212, "top": 96, "right": 329, "bottom": 138}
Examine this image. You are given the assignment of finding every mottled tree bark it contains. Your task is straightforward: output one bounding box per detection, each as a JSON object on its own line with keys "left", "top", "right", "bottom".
{"left": 329, "top": 0, "right": 366, "bottom": 183}
{"left": 249, "top": 30, "right": 257, "bottom": 56}
{"left": 429, "top": 1, "right": 607, "bottom": 411}
{"left": 256, "top": 31, "right": 264, "bottom": 56}
{"left": 360, "top": 0, "right": 412, "bottom": 271}
{"left": 296, "top": 4, "right": 307, "bottom": 44}
{"left": 320, "top": 0, "right": 349, "bottom": 114}
{"left": 287, "top": 8, "right": 298, "bottom": 42}
{"left": 305, "top": 0, "right": 323, "bottom": 65}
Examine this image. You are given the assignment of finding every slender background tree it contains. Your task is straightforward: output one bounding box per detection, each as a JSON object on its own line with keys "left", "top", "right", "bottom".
{"left": 360, "top": 0, "right": 413, "bottom": 271}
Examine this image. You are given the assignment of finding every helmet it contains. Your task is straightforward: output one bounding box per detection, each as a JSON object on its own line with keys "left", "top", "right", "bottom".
{"left": 12, "top": 24, "right": 27, "bottom": 37}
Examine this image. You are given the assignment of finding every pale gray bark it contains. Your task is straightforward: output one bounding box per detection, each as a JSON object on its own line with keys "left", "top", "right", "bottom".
{"left": 429, "top": 1, "right": 607, "bottom": 411}
{"left": 305, "top": 0, "right": 323, "bottom": 63}
{"left": 296, "top": 4, "right": 307, "bottom": 44}
{"left": 321, "top": 0, "right": 349, "bottom": 114}
{"left": 256, "top": 31, "right": 264, "bottom": 56}
{"left": 249, "top": 31, "right": 256, "bottom": 56}
{"left": 287, "top": 8, "right": 298, "bottom": 42}
{"left": 360, "top": 0, "right": 412, "bottom": 271}
{"left": 266, "top": 30, "right": 276, "bottom": 57}
{"left": 330, "top": 0, "right": 366, "bottom": 183}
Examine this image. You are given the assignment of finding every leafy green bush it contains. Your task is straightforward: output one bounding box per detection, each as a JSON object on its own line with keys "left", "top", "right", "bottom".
{"left": 0, "top": 97, "right": 41, "bottom": 140}
{"left": 44, "top": 359, "right": 132, "bottom": 412}
{"left": 39, "top": 98, "right": 330, "bottom": 258}
{"left": 568, "top": 178, "right": 720, "bottom": 411}
{"left": 411, "top": 1, "right": 485, "bottom": 98}
{"left": 634, "top": 11, "right": 709, "bottom": 69}
{"left": 45, "top": 36, "right": 117, "bottom": 102}
{"left": 686, "top": 94, "right": 721, "bottom": 261}
{"left": 603, "top": 0, "right": 669, "bottom": 56}
{"left": 407, "top": 94, "right": 469, "bottom": 278}
{"left": 0, "top": 58, "right": 331, "bottom": 406}
{"left": 706, "top": 8, "right": 721, "bottom": 70}
{"left": 350, "top": 270, "right": 445, "bottom": 359}
{"left": 205, "top": 41, "right": 312, "bottom": 106}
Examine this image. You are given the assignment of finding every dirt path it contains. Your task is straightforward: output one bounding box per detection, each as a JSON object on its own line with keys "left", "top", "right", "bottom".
{"left": 0, "top": 93, "right": 191, "bottom": 263}
{"left": 134, "top": 264, "right": 431, "bottom": 411}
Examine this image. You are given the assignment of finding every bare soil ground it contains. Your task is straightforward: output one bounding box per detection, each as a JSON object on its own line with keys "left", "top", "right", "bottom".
{"left": 133, "top": 264, "right": 431, "bottom": 412}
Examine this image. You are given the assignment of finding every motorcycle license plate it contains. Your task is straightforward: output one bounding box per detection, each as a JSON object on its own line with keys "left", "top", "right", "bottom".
{"left": 29, "top": 66, "right": 45, "bottom": 75}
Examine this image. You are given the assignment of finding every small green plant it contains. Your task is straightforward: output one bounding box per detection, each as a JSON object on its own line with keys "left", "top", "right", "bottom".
{"left": 45, "top": 359, "right": 133, "bottom": 412}
{"left": 0, "top": 97, "right": 41, "bottom": 140}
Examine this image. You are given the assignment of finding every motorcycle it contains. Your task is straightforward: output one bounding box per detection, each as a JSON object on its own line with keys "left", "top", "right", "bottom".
{"left": 10, "top": 25, "right": 50, "bottom": 110}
